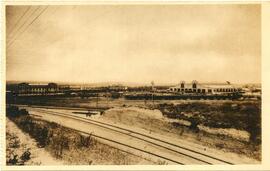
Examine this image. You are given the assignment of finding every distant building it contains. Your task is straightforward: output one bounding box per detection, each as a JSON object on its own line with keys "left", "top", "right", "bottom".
{"left": 16, "top": 82, "right": 59, "bottom": 95}
{"left": 108, "top": 84, "right": 127, "bottom": 92}
{"left": 169, "top": 80, "right": 242, "bottom": 94}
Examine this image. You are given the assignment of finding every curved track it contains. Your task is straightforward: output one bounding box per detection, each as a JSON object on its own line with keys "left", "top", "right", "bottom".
{"left": 26, "top": 107, "right": 234, "bottom": 165}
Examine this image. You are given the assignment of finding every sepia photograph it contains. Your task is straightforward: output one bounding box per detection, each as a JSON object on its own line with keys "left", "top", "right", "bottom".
{"left": 3, "top": 2, "right": 265, "bottom": 167}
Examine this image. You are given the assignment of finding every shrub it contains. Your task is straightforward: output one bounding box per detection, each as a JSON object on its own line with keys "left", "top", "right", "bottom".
{"left": 7, "top": 133, "right": 21, "bottom": 148}
{"left": 7, "top": 154, "right": 19, "bottom": 165}
{"left": 78, "top": 135, "right": 94, "bottom": 148}
{"left": 188, "top": 116, "right": 200, "bottom": 132}
{"left": 35, "top": 126, "right": 49, "bottom": 147}
{"left": 50, "top": 131, "right": 70, "bottom": 159}
{"left": 243, "top": 105, "right": 261, "bottom": 144}
{"left": 20, "top": 149, "right": 31, "bottom": 162}
{"left": 6, "top": 106, "right": 29, "bottom": 118}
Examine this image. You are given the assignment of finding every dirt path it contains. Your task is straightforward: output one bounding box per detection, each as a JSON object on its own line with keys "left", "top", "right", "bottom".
{"left": 6, "top": 118, "right": 63, "bottom": 165}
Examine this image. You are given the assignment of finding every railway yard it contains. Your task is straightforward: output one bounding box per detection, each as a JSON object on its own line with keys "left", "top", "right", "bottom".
{"left": 5, "top": 81, "right": 261, "bottom": 165}
{"left": 5, "top": 3, "right": 263, "bottom": 167}
{"left": 6, "top": 90, "right": 261, "bottom": 165}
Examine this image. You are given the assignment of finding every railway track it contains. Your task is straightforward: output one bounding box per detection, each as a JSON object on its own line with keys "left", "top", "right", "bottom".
{"left": 25, "top": 107, "right": 234, "bottom": 165}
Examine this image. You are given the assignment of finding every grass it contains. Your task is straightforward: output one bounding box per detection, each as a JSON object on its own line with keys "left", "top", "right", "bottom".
{"left": 157, "top": 101, "right": 261, "bottom": 143}
{"left": 6, "top": 131, "right": 31, "bottom": 165}
{"left": 6, "top": 107, "right": 152, "bottom": 165}
{"left": 6, "top": 98, "right": 262, "bottom": 162}
{"left": 155, "top": 101, "right": 261, "bottom": 161}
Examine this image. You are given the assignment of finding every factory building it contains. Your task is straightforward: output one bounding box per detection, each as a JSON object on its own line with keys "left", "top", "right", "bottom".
{"left": 16, "top": 82, "right": 59, "bottom": 95}
{"left": 169, "top": 80, "right": 242, "bottom": 94}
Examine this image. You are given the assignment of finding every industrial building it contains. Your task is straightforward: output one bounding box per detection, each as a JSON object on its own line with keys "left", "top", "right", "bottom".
{"left": 169, "top": 80, "right": 242, "bottom": 95}
{"left": 14, "top": 82, "right": 59, "bottom": 95}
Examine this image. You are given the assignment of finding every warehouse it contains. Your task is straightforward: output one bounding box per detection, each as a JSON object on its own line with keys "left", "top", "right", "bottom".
{"left": 169, "top": 80, "right": 242, "bottom": 95}
{"left": 16, "top": 82, "right": 59, "bottom": 95}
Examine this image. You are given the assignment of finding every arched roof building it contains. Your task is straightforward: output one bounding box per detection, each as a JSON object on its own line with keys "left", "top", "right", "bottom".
{"left": 169, "top": 80, "right": 242, "bottom": 94}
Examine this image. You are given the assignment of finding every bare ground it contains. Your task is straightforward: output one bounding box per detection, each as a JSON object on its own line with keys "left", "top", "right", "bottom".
{"left": 10, "top": 97, "right": 261, "bottom": 163}
{"left": 100, "top": 106, "right": 261, "bottom": 162}
{"left": 6, "top": 115, "right": 153, "bottom": 165}
{"left": 6, "top": 118, "right": 63, "bottom": 165}
{"left": 25, "top": 106, "right": 259, "bottom": 164}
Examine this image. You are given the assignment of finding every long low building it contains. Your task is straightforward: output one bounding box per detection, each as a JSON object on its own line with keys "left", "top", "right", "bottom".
{"left": 7, "top": 82, "right": 59, "bottom": 95}
{"left": 169, "top": 81, "right": 242, "bottom": 95}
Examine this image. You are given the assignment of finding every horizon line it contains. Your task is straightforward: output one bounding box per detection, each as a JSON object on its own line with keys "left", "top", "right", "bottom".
{"left": 6, "top": 79, "right": 262, "bottom": 86}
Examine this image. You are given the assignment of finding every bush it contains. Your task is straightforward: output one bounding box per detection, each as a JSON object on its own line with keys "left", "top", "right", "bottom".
{"left": 7, "top": 133, "right": 21, "bottom": 148}
{"left": 6, "top": 106, "right": 20, "bottom": 117}
{"left": 34, "top": 126, "right": 49, "bottom": 147}
{"left": 188, "top": 116, "right": 200, "bottom": 132}
{"left": 7, "top": 154, "right": 19, "bottom": 165}
{"left": 78, "top": 135, "right": 94, "bottom": 148}
{"left": 243, "top": 105, "right": 261, "bottom": 144}
{"left": 158, "top": 102, "right": 261, "bottom": 134}
{"left": 20, "top": 150, "right": 31, "bottom": 162}
{"left": 6, "top": 106, "right": 29, "bottom": 118}
{"left": 50, "top": 130, "right": 70, "bottom": 159}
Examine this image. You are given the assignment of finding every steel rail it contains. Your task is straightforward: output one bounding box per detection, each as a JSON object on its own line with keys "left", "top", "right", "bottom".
{"left": 28, "top": 107, "right": 233, "bottom": 165}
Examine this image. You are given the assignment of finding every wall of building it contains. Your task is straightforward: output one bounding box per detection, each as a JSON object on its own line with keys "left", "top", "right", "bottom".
{"left": 169, "top": 81, "right": 242, "bottom": 95}
{"left": 16, "top": 83, "right": 59, "bottom": 95}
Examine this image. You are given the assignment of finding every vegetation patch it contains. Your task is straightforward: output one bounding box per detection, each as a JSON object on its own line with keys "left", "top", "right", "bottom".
{"left": 6, "top": 106, "right": 151, "bottom": 165}
{"left": 6, "top": 131, "right": 31, "bottom": 165}
{"left": 156, "top": 101, "right": 261, "bottom": 160}
{"left": 157, "top": 102, "right": 261, "bottom": 143}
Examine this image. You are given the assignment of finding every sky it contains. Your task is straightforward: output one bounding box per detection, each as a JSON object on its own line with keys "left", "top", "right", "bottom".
{"left": 6, "top": 5, "right": 261, "bottom": 85}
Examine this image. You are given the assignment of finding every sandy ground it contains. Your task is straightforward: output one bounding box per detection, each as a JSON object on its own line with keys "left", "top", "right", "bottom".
{"left": 27, "top": 110, "right": 188, "bottom": 164}
{"left": 24, "top": 106, "right": 259, "bottom": 164}
{"left": 99, "top": 107, "right": 259, "bottom": 164}
{"left": 6, "top": 118, "right": 63, "bottom": 165}
{"left": 102, "top": 107, "right": 250, "bottom": 141}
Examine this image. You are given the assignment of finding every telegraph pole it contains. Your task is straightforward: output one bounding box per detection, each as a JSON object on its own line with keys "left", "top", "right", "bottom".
{"left": 151, "top": 81, "right": 155, "bottom": 106}
{"left": 96, "top": 93, "right": 99, "bottom": 108}
{"left": 106, "top": 88, "right": 109, "bottom": 108}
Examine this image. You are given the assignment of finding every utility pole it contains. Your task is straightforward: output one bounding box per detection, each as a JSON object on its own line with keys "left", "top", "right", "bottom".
{"left": 96, "top": 93, "right": 99, "bottom": 109}
{"left": 106, "top": 88, "right": 109, "bottom": 108}
{"left": 151, "top": 81, "right": 155, "bottom": 107}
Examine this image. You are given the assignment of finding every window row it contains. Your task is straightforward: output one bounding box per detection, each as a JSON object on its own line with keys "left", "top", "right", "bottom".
{"left": 170, "top": 88, "right": 241, "bottom": 93}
